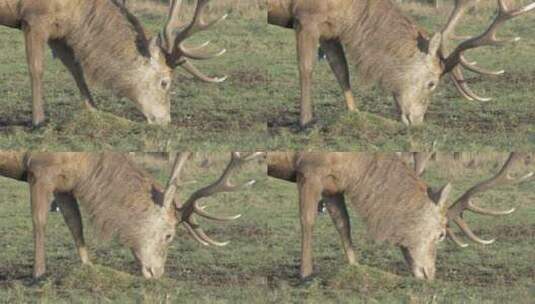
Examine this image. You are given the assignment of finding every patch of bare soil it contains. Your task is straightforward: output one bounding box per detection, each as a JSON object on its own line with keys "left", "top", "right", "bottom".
{"left": 230, "top": 69, "right": 268, "bottom": 88}
{"left": 491, "top": 223, "right": 535, "bottom": 241}
{"left": 174, "top": 109, "right": 260, "bottom": 130}
{"left": 225, "top": 224, "right": 272, "bottom": 239}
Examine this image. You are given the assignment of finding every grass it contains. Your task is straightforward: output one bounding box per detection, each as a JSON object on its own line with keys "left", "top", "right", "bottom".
{"left": 0, "top": 2, "right": 267, "bottom": 150}
{"left": 1, "top": 153, "right": 533, "bottom": 303}
{"left": 265, "top": 3, "right": 535, "bottom": 150}
{"left": 2, "top": 3, "right": 535, "bottom": 150}
{"left": 1, "top": 2, "right": 534, "bottom": 149}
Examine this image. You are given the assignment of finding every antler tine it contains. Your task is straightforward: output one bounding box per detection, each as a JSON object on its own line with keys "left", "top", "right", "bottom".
{"left": 179, "top": 152, "right": 263, "bottom": 246}
{"left": 459, "top": 55, "right": 504, "bottom": 76}
{"left": 180, "top": 59, "right": 227, "bottom": 83}
{"left": 441, "top": 0, "right": 479, "bottom": 42}
{"left": 159, "top": 0, "right": 228, "bottom": 80}
{"left": 449, "top": 67, "right": 492, "bottom": 101}
{"left": 173, "top": 0, "right": 228, "bottom": 61}
{"left": 443, "top": 0, "right": 535, "bottom": 74}
{"left": 161, "top": 0, "right": 184, "bottom": 55}
{"left": 446, "top": 228, "right": 469, "bottom": 248}
{"left": 162, "top": 152, "right": 191, "bottom": 209}
{"left": 446, "top": 153, "right": 532, "bottom": 247}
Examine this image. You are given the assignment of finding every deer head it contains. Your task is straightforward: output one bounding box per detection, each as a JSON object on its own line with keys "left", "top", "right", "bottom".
{"left": 396, "top": 0, "right": 535, "bottom": 126}
{"left": 130, "top": 152, "right": 263, "bottom": 279}
{"left": 134, "top": 0, "right": 227, "bottom": 125}
{"left": 399, "top": 183, "right": 450, "bottom": 280}
{"left": 401, "top": 153, "right": 533, "bottom": 281}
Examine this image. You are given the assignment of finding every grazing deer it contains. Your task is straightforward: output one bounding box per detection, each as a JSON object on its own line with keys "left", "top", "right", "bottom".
{"left": 268, "top": 0, "right": 535, "bottom": 127}
{"left": 0, "top": 152, "right": 263, "bottom": 279}
{"left": 0, "top": 0, "right": 226, "bottom": 126}
{"left": 267, "top": 152, "right": 532, "bottom": 280}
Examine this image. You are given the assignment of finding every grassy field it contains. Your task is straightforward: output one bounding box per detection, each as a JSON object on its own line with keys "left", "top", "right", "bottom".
{"left": 266, "top": 2, "right": 535, "bottom": 150}
{"left": 1, "top": 153, "right": 533, "bottom": 303}
{"left": 1, "top": 2, "right": 534, "bottom": 150}
{"left": 0, "top": 1, "right": 267, "bottom": 150}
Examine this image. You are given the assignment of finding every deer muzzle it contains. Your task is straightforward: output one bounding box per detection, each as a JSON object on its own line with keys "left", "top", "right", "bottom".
{"left": 141, "top": 265, "right": 165, "bottom": 279}
{"left": 146, "top": 113, "right": 171, "bottom": 126}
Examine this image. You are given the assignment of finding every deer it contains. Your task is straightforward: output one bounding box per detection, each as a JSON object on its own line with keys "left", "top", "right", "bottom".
{"left": 0, "top": 0, "right": 226, "bottom": 126}
{"left": 267, "top": 152, "right": 533, "bottom": 280}
{"left": 0, "top": 151, "right": 263, "bottom": 280}
{"left": 267, "top": 0, "right": 535, "bottom": 127}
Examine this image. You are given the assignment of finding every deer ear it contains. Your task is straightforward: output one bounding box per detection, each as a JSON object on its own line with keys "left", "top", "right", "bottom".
{"left": 148, "top": 36, "right": 164, "bottom": 59}
{"left": 428, "top": 182, "right": 451, "bottom": 209}
{"left": 174, "top": 198, "right": 183, "bottom": 209}
{"left": 428, "top": 33, "right": 442, "bottom": 56}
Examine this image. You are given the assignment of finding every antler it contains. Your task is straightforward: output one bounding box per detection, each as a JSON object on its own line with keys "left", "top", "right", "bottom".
{"left": 178, "top": 152, "right": 264, "bottom": 246}
{"left": 160, "top": 0, "right": 227, "bottom": 82}
{"left": 162, "top": 152, "right": 191, "bottom": 209}
{"left": 440, "top": 0, "right": 535, "bottom": 101}
{"left": 446, "top": 152, "right": 534, "bottom": 247}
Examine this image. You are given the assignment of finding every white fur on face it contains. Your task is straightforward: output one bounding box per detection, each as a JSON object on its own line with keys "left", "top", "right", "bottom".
{"left": 131, "top": 51, "right": 173, "bottom": 125}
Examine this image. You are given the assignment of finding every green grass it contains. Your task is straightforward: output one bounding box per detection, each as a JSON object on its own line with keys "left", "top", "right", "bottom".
{"left": 265, "top": 4, "right": 535, "bottom": 150}
{"left": 0, "top": 10, "right": 267, "bottom": 150}
{"left": 1, "top": 4, "right": 534, "bottom": 149}
{"left": 1, "top": 154, "right": 533, "bottom": 303}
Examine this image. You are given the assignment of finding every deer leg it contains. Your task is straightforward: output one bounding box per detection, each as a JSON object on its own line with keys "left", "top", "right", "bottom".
{"left": 295, "top": 20, "right": 320, "bottom": 127}
{"left": 48, "top": 41, "right": 96, "bottom": 111}
{"left": 320, "top": 40, "right": 357, "bottom": 112}
{"left": 297, "top": 173, "right": 322, "bottom": 279}
{"left": 54, "top": 193, "right": 91, "bottom": 265}
{"left": 23, "top": 22, "right": 48, "bottom": 127}
{"left": 324, "top": 194, "right": 357, "bottom": 265}
{"left": 28, "top": 177, "right": 54, "bottom": 279}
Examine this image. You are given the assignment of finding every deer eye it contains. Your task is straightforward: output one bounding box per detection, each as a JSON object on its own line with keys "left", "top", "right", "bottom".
{"left": 438, "top": 231, "right": 446, "bottom": 242}
{"left": 161, "top": 80, "right": 169, "bottom": 90}
{"left": 165, "top": 234, "right": 173, "bottom": 242}
{"left": 427, "top": 81, "right": 436, "bottom": 90}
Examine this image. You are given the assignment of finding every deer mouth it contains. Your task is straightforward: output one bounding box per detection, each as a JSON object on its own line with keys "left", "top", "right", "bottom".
{"left": 392, "top": 94, "right": 426, "bottom": 126}
{"left": 413, "top": 266, "right": 435, "bottom": 281}
{"left": 145, "top": 113, "right": 171, "bottom": 126}
{"left": 141, "top": 265, "right": 164, "bottom": 279}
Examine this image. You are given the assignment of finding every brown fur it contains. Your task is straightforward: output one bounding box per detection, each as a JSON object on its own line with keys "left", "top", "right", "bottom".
{"left": 0, "top": 152, "right": 178, "bottom": 279}
{"left": 0, "top": 0, "right": 224, "bottom": 126}
{"left": 72, "top": 153, "right": 166, "bottom": 244}
{"left": 268, "top": 152, "right": 449, "bottom": 280}
{"left": 64, "top": 0, "right": 150, "bottom": 96}
{"left": 269, "top": 152, "right": 433, "bottom": 244}
{"left": 339, "top": 0, "right": 429, "bottom": 89}
{"left": 268, "top": 0, "right": 445, "bottom": 126}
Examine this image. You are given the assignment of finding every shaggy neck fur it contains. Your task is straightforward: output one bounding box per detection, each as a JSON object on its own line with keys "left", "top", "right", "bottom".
{"left": 344, "top": 155, "right": 433, "bottom": 245}
{"left": 64, "top": 0, "right": 151, "bottom": 96}
{"left": 340, "top": 0, "right": 428, "bottom": 90}
{"left": 73, "top": 153, "right": 165, "bottom": 245}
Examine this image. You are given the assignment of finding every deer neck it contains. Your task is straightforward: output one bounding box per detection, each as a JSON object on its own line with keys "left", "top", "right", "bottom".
{"left": 72, "top": 153, "right": 164, "bottom": 242}
{"left": 339, "top": 0, "right": 424, "bottom": 89}
{"left": 343, "top": 155, "right": 431, "bottom": 243}
{"left": 63, "top": 0, "right": 151, "bottom": 96}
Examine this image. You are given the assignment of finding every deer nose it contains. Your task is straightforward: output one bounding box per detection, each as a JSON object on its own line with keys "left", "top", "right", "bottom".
{"left": 401, "top": 113, "right": 424, "bottom": 126}
{"left": 141, "top": 266, "right": 164, "bottom": 279}
{"left": 141, "top": 266, "right": 154, "bottom": 279}
{"left": 147, "top": 113, "right": 171, "bottom": 126}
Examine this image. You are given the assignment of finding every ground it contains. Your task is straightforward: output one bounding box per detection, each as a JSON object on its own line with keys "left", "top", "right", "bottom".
{"left": 1, "top": 2, "right": 535, "bottom": 150}
{"left": 0, "top": 153, "right": 533, "bottom": 303}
